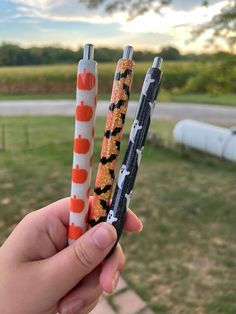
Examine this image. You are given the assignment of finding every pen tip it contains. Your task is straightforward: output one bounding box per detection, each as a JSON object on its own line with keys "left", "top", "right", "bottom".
{"left": 152, "top": 57, "right": 163, "bottom": 69}
{"left": 123, "top": 45, "right": 133, "bottom": 60}
{"left": 83, "top": 43, "right": 94, "bottom": 60}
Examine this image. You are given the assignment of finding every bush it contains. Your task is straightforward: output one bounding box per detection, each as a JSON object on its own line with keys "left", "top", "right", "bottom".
{"left": 182, "top": 61, "right": 236, "bottom": 94}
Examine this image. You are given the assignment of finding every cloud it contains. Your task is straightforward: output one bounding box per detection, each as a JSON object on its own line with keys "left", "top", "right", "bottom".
{"left": 118, "top": 0, "right": 228, "bottom": 52}
{"left": 120, "top": 1, "right": 227, "bottom": 34}
{"left": 8, "top": 0, "right": 127, "bottom": 24}
{"left": 3, "top": 0, "right": 229, "bottom": 53}
{"left": 8, "top": 0, "right": 227, "bottom": 32}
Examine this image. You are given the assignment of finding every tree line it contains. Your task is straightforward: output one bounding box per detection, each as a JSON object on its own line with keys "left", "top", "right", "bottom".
{"left": 0, "top": 43, "right": 234, "bottom": 66}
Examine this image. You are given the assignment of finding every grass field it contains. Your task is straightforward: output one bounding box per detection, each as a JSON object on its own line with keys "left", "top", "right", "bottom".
{"left": 0, "top": 92, "right": 235, "bottom": 106}
{"left": 170, "top": 93, "right": 236, "bottom": 106}
{"left": 0, "top": 62, "right": 235, "bottom": 106}
{"left": 0, "top": 62, "right": 195, "bottom": 95}
{"left": 0, "top": 116, "right": 236, "bottom": 313}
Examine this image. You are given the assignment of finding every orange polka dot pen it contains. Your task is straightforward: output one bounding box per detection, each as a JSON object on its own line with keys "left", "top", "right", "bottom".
{"left": 68, "top": 44, "right": 98, "bottom": 245}
{"left": 88, "top": 46, "right": 135, "bottom": 227}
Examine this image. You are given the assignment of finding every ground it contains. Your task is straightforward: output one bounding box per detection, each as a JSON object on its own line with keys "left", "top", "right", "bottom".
{"left": 0, "top": 117, "right": 236, "bottom": 313}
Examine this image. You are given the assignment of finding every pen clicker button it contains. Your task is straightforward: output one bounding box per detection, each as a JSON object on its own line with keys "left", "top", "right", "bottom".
{"left": 83, "top": 43, "right": 94, "bottom": 60}
{"left": 123, "top": 46, "right": 133, "bottom": 60}
{"left": 152, "top": 57, "right": 163, "bottom": 69}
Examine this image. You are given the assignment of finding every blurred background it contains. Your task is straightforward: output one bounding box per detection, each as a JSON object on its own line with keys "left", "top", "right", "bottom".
{"left": 0, "top": 1, "right": 235, "bottom": 313}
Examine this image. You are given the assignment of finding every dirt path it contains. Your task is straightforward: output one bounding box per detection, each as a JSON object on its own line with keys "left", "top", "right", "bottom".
{"left": 0, "top": 100, "right": 236, "bottom": 125}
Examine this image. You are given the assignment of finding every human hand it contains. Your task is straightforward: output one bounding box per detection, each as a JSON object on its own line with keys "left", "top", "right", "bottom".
{"left": 0, "top": 197, "right": 142, "bottom": 314}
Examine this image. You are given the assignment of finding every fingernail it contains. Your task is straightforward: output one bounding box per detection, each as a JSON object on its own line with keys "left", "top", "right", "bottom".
{"left": 61, "top": 299, "right": 83, "bottom": 314}
{"left": 92, "top": 223, "right": 116, "bottom": 250}
{"left": 138, "top": 220, "right": 143, "bottom": 232}
{"left": 112, "top": 271, "right": 120, "bottom": 292}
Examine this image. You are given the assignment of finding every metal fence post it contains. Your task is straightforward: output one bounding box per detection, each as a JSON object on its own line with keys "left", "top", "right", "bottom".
{"left": 24, "top": 124, "right": 30, "bottom": 148}
{"left": 1, "top": 124, "right": 6, "bottom": 151}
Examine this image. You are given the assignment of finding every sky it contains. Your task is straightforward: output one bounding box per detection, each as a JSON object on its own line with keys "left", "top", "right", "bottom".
{"left": 0, "top": 0, "right": 229, "bottom": 53}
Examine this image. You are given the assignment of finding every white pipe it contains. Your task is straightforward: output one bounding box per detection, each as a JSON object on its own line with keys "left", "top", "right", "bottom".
{"left": 173, "top": 119, "right": 236, "bottom": 162}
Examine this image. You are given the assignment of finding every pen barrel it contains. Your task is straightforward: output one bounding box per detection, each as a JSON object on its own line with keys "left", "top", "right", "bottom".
{"left": 89, "top": 57, "right": 135, "bottom": 226}
{"left": 68, "top": 55, "right": 98, "bottom": 245}
{"left": 107, "top": 66, "right": 163, "bottom": 242}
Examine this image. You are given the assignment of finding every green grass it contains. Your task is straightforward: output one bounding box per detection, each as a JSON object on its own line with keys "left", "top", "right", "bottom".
{"left": 0, "top": 116, "right": 236, "bottom": 313}
{"left": 0, "top": 93, "right": 75, "bottom": 101}
{"left": 170, "top": 93, "right": 236, "bottom": 106}
{"left": 0, "top": 91, "right": 235, "bottom": 106}
{"left": 0, "top": 92, "right": 140, "bottom": 101}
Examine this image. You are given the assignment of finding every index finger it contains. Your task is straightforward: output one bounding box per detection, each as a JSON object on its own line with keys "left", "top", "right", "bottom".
{"left": 42, "top": 197, "right": 143, "bottom": 233}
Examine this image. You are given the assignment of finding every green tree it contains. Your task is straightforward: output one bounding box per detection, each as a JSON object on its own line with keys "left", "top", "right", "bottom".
{"left": 159, "top": 47, "right": 181, "bottom": 60}
{"left": 0, "top": 44, "right": 30, "bottom": 66}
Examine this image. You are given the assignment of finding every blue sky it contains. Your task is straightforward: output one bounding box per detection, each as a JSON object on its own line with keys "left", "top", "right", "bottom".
{"left": 0, "top": 0, "right": 227, "bottom": 52}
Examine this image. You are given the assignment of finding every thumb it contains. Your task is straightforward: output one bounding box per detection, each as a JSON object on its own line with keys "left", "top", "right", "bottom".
{"left": 41, "top": 222, "right": 117, "bottom": 301}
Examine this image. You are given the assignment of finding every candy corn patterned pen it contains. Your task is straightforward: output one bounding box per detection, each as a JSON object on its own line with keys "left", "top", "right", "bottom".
{"left": 88, "top": 46, "right": 135, "bottom": 227}
{"left": 68, "top": 44, "right": 98, "bottom": 245}
{"left": 106, "top": 57, "right": 163, "bottom": 247}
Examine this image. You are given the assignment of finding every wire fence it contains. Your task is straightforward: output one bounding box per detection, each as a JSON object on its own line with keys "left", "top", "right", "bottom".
{"left": 0, "top": 123, "right": 74, "bottom": 151}
{"left": 0, "top": 122, "right": 175, "bottom": 152}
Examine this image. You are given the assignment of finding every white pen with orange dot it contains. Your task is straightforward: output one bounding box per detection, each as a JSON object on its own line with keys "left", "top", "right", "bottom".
{"left": 68, "top": 44, "right": 98, "bottom": 245}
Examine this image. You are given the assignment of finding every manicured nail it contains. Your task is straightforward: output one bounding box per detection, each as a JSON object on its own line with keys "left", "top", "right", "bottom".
{"left": 138, "top": 220, "right": 143, "bottom": 232}
{"left": 112, "top": 271, "right": 120, "bottom": 292}
{"left": 92, "top": 223, "right": 116, "bottom": 250}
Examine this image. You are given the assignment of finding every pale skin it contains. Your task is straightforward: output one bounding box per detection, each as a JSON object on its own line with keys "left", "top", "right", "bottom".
{"left": 0, "top": 197, "right": 142, "bottom": 314}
